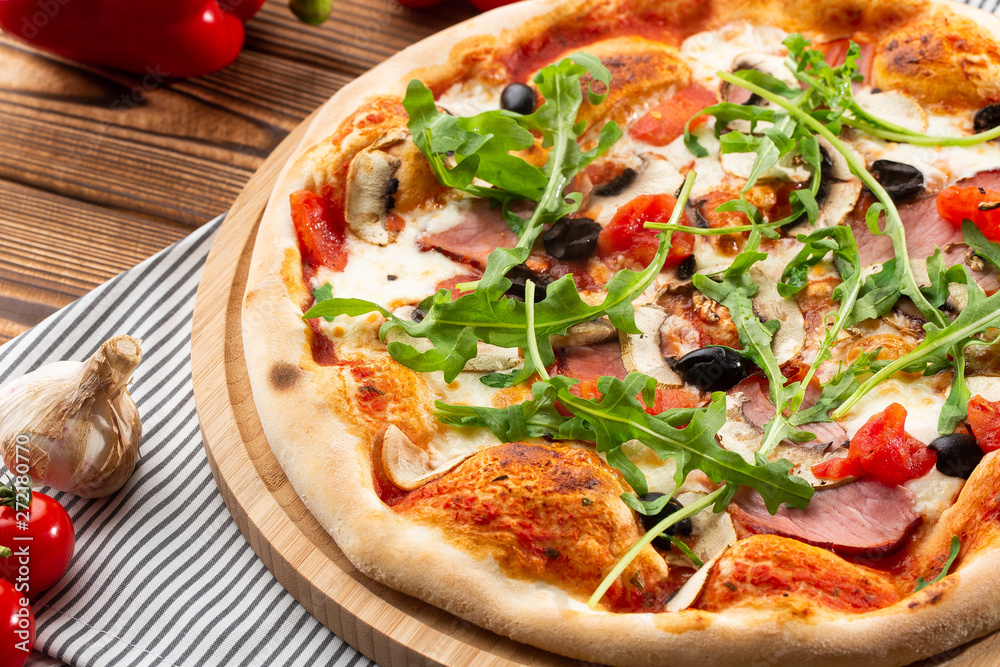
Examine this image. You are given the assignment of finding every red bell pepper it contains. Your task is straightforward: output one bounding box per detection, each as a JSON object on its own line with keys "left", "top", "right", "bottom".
{"left": 0, "top": 0, "right": 267, "bottom": 78}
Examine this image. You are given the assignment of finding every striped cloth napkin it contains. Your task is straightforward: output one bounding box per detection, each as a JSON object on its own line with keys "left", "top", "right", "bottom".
{"left": 2, "top": 218, "right": 375, "bottom": 667}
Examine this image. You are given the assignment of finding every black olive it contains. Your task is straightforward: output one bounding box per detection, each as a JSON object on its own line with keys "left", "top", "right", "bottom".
{"left": 385, "top": 177, "right": 399, "bottom": 213}
{"left": 543, "top": 217, "right": 601, "bottom": 261}
{"left": 816, "top": 147, "right": 835, "bottom": 204}
{"left": 504, "top": 264, "right": 552, "bottom": 302}
{"left": 974, "top": 103, "right": 1000, "bottom": 134}
{"left": 638, "top": 493, "right": 693, "bottom": 550}
{"left": 500, "top": 83, "right": 537, "bottom": 115}
{"left": 676, "top": 255, "right": 697, "bottom": 281}
{"left": 928, "top": 433, "right": 984, "bottom": 479}
{"left": 671, "top": 346, "right": 751, "bottom": 392}
{"left": 692, "top": 201, "right": 712, "bottom": 229}
{"left": 410, "top": 307, "right": 425, "bottom": 322}
{"left": 869, "top": 159, "right": 925, "bottom": 203}
{"left": 593, "top": 168, "right": 638, "bottom": 197}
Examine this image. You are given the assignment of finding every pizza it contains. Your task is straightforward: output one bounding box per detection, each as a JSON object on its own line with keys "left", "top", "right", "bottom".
{"left": 240, "top": 0, "right": 1000, "bottom": 664}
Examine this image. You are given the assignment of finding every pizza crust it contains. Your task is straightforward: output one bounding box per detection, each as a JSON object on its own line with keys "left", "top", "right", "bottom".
{"left": 242, "top": 1, "right": 1000, "bottom": 664}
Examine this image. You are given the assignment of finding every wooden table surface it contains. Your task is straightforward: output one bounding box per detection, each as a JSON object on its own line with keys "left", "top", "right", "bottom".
{"left": 0, "top": 0, "right": 474, "bottom": 345}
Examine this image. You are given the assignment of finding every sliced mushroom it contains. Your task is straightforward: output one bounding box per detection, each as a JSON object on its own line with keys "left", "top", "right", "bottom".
{"left": 592, "top": 155, "right": 684, "bottom": 226}
{"left": 462, "top": 343, "right": 522, "bottom": 373}
{"left": 720, "top": 149, "right": 812, "bottom": 184}
{"left": 771, "top": 441, "right": 854, "bottom": 489}
{"left": 749, "top": 267, "right": 805, "bottom": 364}
{"left": 665, "top": 549, "right": 727, "bottom": 612}
{"left": 385, "top": 320, "right": 522, "bottom": 373}
{"left": 377, "top": 424, "right": 469, "bottom": 491}
{"left": 345, "top": 129, "right": 407, "bottom": 246}
{"left": 854, "top": 89, "right": 928, "bottom": 134}
{"left": 551, "top": 319, "right": 618, "bottom": 349}
{"left": 619, "top": 305, "right": 684, "bottom": 387}
{"left": 717, "top": 392, "right": 763, "bottom": 464}
{"left": 964, "top": 376, "right": 1000, "bottom": 400}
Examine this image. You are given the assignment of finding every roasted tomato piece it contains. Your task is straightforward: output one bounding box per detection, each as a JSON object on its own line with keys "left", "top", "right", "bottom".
{"left": 290, "top": 188, "right": 348, "bottom": 271}
{"left": 629, "top": 84, "right": 718, "bottom": 146}
{"left": 812, "top": 403, "right": 936, "bottom": 486}
{"left": 597, "top": 194, "right": 693, "bottom": 269}
{"left": 936, "top": 185, "right": 1000, "bottom": 241}
{"left": 968, "top": 395, "right": 1000, "bottom": 453}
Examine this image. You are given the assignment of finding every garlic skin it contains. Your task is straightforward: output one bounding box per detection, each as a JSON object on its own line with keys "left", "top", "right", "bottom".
{"left": 0, "top": 335, "right": 143, "bottom": 498}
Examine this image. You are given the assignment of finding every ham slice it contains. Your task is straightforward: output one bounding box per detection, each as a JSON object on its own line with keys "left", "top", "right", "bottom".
{"left": 420, "top": 202, "right": 516, "bottom": 269}
{"left": 729, "top": 480, "right": 920, "bottom": 557}
{"left": 729, "top": 377, "right": 848, "bottom": 447}
{"left": 555, "top": 341, "right": 627, "bottom": 382}
{"left": 851, "top": 170, "right": 1000, "bottom": 292}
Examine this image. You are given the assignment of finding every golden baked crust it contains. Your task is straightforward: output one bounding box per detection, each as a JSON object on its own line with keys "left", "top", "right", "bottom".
{"left": 241, "top": 1, "right": 1000, "bottom": 664}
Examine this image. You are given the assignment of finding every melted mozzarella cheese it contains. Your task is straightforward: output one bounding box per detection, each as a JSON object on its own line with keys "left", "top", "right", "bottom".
{"left": 312, "top": 214, "right": 466, "bottom": 310}
{"left": 435, "top": 78, "right": 503, "bottom": 118}
{"left": 679, "top": 23, "right": 789, "bottom": 89}
{"left": 905, "top": 470, "right": 965, "bottom": 524}
{"left": 840, "top": 377, "right": 947, "bottom": 445}
{"left": 848, "top": 107, "right": 1000, "bottom": 191}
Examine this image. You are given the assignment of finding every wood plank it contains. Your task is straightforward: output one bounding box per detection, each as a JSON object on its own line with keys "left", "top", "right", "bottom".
{"left": 0, "top": 0, "right": 474, "bottom": 342}
{"left": 0, "top": 180, "right": 190, "bottom": 340}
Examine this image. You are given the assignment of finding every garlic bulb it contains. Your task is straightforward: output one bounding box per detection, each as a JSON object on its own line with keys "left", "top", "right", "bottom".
{"left": 0, "top": 335, "right": 143, "bottom": 498}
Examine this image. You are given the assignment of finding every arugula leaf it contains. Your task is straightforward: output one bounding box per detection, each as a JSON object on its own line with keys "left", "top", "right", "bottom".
{"left": 692, "top": 228, "right": 807, "bottom": 455}
{"left": 590, "top": 486, "right": 726, "bottom": 607}
{"left": 915, "top": 535, "right": 961, "bottom": 592}
{"left": 304, "top": 184, "right": 686, "bottom": 385}
{"left": 963, "top": 219, "right": 1000, "bottom": 271}
{"left": 921, "top": 248, "right": 968, "bottom": 308}
{"left": 783, "top": 34, "right": 1000, "bottom": 147}
{"left": 788, "top": 351, "right": 878, "bottom": 426}
{"left": 405, "top": 54, "right": 621, "bottom": 247}
{"left": 833, "top": 268, "right": 1000, "bottom": 420}
{"left": 780, "top": 225, "right": 865, "bottom": 416}
{"left": 437, "top": 375, "right": 813, "bottom": 511}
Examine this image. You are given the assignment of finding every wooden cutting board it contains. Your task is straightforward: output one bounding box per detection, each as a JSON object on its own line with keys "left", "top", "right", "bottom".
{"left": 189, "top": 65, "right": 1000, "bottom": 667}
{"left": 190, "top": 112, "right": 578, "bottom": 667}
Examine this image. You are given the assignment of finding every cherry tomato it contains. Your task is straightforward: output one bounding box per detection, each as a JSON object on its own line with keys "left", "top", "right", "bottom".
{"left": 290, "top": 187, "right": 348, "bottom": 271}
{"left": 597, "top": 193, "right": 694, "bottom": 269}
{"left": 0, "top": 487, "right": 75, "bottom": 598}
{"left": 469, "top": 0, "right": 522, "bottom": 10}
{"left": 812, "top": 403, "right": 937, "bottom": 486}
{"left": 0, "top": 579, "right": 33, "bottom": 667}
{"left": 630, "top": 84, "right": 718, "bottom": 146}
{"left": 392, "top": 0, "right": 444, "bottom": 7}
{"left": 936, "top": 185, "right": 1000, "bottom": 241}
{"left": 967, "top": 395, "right": 1000, "bottom": 453}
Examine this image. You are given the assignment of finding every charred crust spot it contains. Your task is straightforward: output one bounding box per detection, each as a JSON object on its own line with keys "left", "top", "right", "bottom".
{"left": 492, "top": 474, "right": 509, "bottom": 482}
{"left": 268, "top": 362, "right": 300, "bottom": 391}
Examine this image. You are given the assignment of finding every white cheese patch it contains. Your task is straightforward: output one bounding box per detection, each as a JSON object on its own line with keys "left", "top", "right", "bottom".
{"left": 848, "top": 107, "right": 1000, "bottom": 191}
{"left": 416, "top": 198, "right": 476, "bottom": 235}
{"left": 435, "top": 78, "right": 503, "bottom": 118}
{"left": 312, "top": 217, "right": 465, "bottom": 310}
{"left": 905, "top": 469, "right": 964, "bottom": 525}
{"left": 840, "top": 377, "right": 946, "bottom": 445}
{"left": 679, "top": 23, "right": 789, "bottom": 89}
{"left": 646, "top": 124, "right": 731, "bottom": 198}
